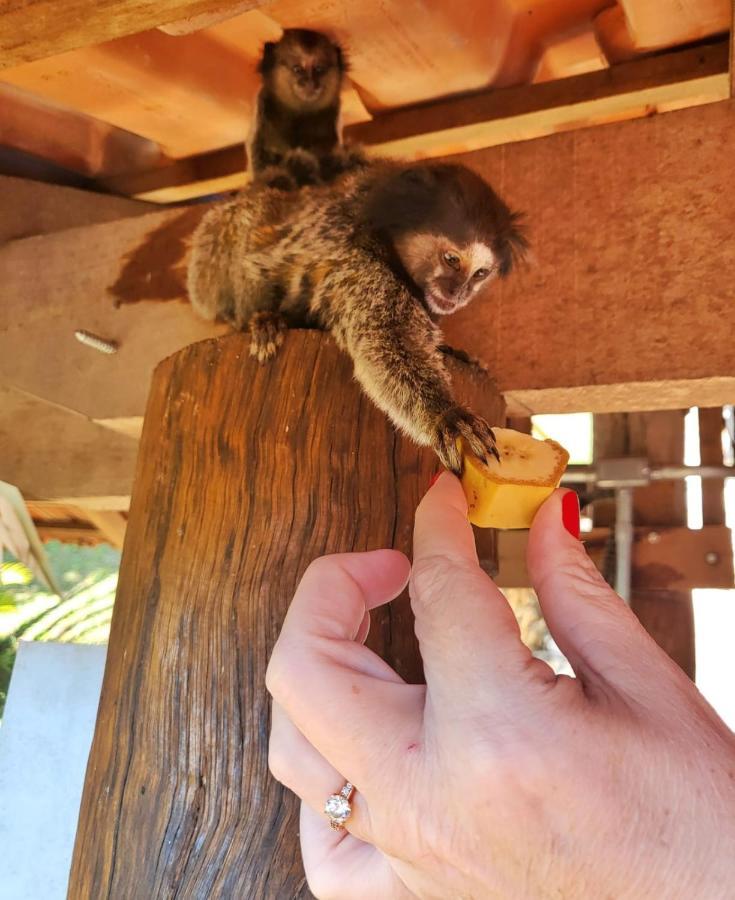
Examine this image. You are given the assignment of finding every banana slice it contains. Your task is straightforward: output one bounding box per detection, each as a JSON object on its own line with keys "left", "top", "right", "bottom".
{"left": 461, "top": 427, "right": 569, "bottom": 529}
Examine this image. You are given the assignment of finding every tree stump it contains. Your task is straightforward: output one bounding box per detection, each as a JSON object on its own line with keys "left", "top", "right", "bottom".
{"left": 67, "top": 330, "right": 504, "bottom": 898}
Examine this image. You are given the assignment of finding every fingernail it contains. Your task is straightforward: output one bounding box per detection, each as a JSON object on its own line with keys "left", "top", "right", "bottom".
{"left": 561, "top": 491, "right": 580, "bottom": 539}
{"left": 428, "top": 470, "right": 443, "bottom": 489}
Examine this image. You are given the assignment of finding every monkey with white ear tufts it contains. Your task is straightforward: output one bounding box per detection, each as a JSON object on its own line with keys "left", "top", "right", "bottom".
{"left": 188, "top": 161, "right": 527, "bottom": 473}
{"left": 247, "top": 28, "right": 366, "bottom": 190}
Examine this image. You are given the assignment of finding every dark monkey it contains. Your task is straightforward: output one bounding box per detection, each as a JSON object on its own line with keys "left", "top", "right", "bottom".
{"left": 188, "top": 161, "right": 526, "bottom": 472}
{"left": 247, "top": 28, "right": 365, "bottom": 189}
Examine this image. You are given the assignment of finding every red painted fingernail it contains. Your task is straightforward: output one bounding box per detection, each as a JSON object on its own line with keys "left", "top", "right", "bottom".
{"left": 562, "top": 491, "right": 580, "bottom": 539}
{"left": 428, "top": 470, "right": 443, "bottom": 489}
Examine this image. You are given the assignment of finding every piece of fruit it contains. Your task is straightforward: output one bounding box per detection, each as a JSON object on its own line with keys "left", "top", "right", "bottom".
{"left": 460, "top": 427, "right": 569, "bottom": 529}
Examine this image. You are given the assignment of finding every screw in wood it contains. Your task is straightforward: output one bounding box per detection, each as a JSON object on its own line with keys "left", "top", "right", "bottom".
{"left": 74, "top": 329, "right": 118, "bottom": 354}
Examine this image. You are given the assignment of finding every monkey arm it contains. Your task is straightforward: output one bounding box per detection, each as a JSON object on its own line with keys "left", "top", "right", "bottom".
{"left": 335, "top": 284, "right": 497, "bottom": 472}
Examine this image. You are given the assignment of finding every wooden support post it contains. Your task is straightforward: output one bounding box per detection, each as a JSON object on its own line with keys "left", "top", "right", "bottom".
{"left": 700, "top": 407, "right": 726, "bottom": 526}
{"left": 595, "top": 411, "right": 696, "bottom": 679}
{"left": 67, "top": 331, "right": 503, "bottom": 897}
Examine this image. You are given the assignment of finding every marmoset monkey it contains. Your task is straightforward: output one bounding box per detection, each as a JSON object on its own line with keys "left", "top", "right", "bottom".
{"left": 247, "top": 28, "right": 365, "bottom": 189}
{"left": 188, "top": 162, "right": 526, "bottom": 472}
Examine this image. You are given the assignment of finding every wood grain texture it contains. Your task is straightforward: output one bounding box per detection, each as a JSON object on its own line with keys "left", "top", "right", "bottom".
{"left": 0, "top": 0, "right": 263, "bottom": 69}
{"left": 699, "top": 406, "right": 726, "bottom": 525}
{"left": 595, "top": 410, "right": 697, "bottom": 679}
{"left": 67, "top": 331, "right": 503, "bottom": 898}
{"left": 633, "top": 412, "right": 690, "bottom": 688}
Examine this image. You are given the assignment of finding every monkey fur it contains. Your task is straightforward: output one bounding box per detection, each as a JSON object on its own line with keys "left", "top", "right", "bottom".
{"left": 247, "top": 28, "right": 366, "bottom": 190}
{"left": 188, "top": 161, "right": 527, "bottom": 473}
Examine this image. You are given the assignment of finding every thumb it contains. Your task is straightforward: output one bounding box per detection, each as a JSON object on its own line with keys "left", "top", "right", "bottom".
{"left": 526, "top": 490, "right": 662, "bottom": 699}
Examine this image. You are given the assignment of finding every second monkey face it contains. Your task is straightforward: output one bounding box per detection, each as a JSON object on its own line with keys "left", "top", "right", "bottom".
{"left": 394, "top": 232, "right": 499, "bottom": 316}
{"left": 265, "top": 29, "right": 344, "bottom": 111}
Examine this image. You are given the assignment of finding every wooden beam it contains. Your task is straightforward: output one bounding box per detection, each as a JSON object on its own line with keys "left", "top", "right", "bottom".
{"left": 101, "top": 42, "right": 730, "bottom": 202}
{"left": 501, "top": 379, "right": 735, "bottom": 417}
{"left": 617, "top": 0, "right": 730, "bottom": 52}
{"left": 3, "top": 98, "right": 735, "bottom": 425}
{"left": 497, "top": 525, "right": 734, "bottom": 589}
{"left": 0, "top": 175, "right": 155, "bottom": 244}
{"left": 0, "top": 83, "right": 164, "bottom": 179}
{"left": 533, "top": 26, "right": 607, "bottom": 84}
{"left": 0, "top": 1, "right": 264, "bottom": 70}
{"left": 83, "top": 510, "right": 127, "bottom": 549}
{"left": 445, "top": 97, "right": 735, "bottom": 416}
{"left": 103, "top": 146, "right": 248, "bottom": 204}
{"left": 157, "top": 1, "right": 256, "bottom": 34}
{"left": 0, "top": 386, "right": 139, "bottom": 507}
{"left": 349, "top": 41, "right": 729, "bottom": 159}
{"left": 34, "top": 524, "right": 104, "bottom": 545}
{"left": 0, "top": 205, "right": 228, "bottom": 423}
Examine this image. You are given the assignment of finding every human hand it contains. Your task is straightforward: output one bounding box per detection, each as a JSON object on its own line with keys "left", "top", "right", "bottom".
{"left": 266, "top": 475, "right": 735, "bottom": 899}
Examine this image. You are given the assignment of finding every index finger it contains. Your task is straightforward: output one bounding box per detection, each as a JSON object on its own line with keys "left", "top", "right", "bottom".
{"left": 410, "top": 474, "right": 545, "bottom": 711}
{"left": 266, "top": 550, "right": 422, "bottom": 788}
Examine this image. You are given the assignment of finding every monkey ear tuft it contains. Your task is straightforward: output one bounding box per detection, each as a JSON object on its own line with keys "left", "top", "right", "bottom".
{"left": 257, "top": 41, "right": 278, "bottom": 75}
{"left": 498, "top": 211, "right": 529, "bottom": 278}
{"left": 334, "top": 44, "right": 348, "bottom": 73}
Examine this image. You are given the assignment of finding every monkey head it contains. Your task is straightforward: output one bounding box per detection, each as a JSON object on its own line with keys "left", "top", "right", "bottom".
{"left": 364, "top": 164, "right": 527, "bottom": 316}
{"left": 259, "top": 29, "right": 345, "bottom": 112}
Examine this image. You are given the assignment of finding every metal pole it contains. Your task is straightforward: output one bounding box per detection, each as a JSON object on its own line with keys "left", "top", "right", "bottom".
{"left": 561, "top": 464, "right": 734, "bottom": 486}
{"left": 615, "top": 487, "right": 634, "bottom": 604}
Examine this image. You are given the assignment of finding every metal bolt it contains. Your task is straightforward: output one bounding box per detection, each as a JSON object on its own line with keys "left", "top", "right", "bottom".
{"left": 647, "top": 531, "right": 661, "bottom": 544}
{"left": 705, "top": 551, "right": 720, "bottom": 566}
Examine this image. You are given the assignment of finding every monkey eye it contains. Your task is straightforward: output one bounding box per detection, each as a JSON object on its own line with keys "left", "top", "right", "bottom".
{"left": 292, "top": 64, "right": 305, "bottom": 75}
{"left": 473, "top": 268, "right": 490, "bottom": 280}
{"left": 443, "top": 251, "right": 461, "bottom": 270}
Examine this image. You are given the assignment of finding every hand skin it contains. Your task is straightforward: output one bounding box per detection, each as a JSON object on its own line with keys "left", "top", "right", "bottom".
{"left": 266, "top": 475, "right": 735, "bottom": 899}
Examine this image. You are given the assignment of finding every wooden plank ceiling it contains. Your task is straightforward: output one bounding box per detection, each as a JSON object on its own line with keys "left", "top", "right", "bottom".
{"left": 0, "top": 0, "right": 730, "bottom": 200}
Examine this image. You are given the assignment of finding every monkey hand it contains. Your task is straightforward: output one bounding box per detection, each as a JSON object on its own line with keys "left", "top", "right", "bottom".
{"left": 432, "top": 406, "right": 499, "bottom": 474}
{"left": 249, "top": 311, "right": 287, "bottom": 363}
{"left": 284, "top": 149, "right": 322, "bottom": 186}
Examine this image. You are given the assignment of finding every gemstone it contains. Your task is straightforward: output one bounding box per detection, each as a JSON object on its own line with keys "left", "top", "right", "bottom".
{"left": 324, "top": 793, "right": 351, "bottom": 825}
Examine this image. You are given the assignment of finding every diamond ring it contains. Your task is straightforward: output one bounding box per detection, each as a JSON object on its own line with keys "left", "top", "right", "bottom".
{"left": 324, "top": 781, "right": 355, "bottom": 830}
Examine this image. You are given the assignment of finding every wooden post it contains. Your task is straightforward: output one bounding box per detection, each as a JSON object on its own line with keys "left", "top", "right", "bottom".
{"left": 593, "top": 411, "right": 696, "bottom": 679}
{"left": 699, "top": 407, "right": 726, "bottom": 526}
{"left": 67, "top": 330, "right": 504, "bottom": 898}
